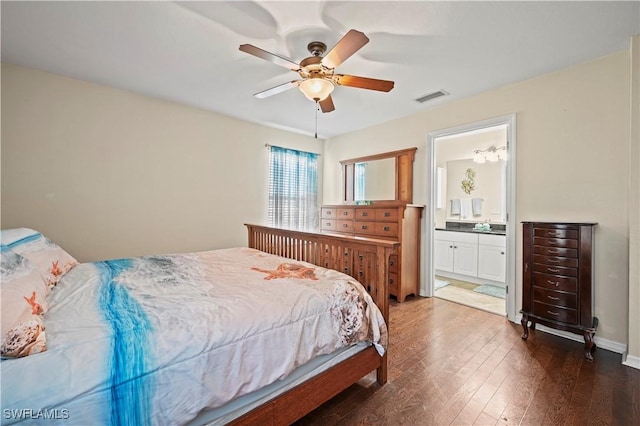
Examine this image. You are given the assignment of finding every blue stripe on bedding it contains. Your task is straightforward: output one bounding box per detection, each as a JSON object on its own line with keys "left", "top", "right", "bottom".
{"left": 5, "top": 233, "right": 42, "bottom": 248}
{"left": 96, "top": 259, "right": 154, "bottom": 426}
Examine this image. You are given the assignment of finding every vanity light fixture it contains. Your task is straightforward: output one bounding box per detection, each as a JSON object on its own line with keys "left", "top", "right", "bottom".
{"left": 473, "top": 146, "right": 507, "bottom": 163}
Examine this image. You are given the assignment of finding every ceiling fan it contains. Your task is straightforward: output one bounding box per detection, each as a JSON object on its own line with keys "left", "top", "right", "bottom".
{"left": 239, "top": 29, "right": 394, "bottom": 113}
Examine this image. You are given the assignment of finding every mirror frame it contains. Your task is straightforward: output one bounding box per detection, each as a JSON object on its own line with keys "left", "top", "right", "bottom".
{"left": 340, "top": 147, "right": 417, "bottom": 204}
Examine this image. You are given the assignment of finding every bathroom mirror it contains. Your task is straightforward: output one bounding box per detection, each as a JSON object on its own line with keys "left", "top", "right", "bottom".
{"left": 340, "top": 147, "right": 417, "bottom": 204}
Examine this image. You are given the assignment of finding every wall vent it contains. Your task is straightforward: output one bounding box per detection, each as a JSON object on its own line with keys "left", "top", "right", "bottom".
{"left": 415, "top": 90, "right": 448, "bottom": 103}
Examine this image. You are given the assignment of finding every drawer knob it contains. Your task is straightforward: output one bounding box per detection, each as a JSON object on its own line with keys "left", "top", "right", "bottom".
{"left": 547, "top": 280, "right": 559, "bottom": 286}
{"left": 548, "top": 268, "right": 560, "bottom": 273}
{"left": 548, "top": 250, "right": 560, "bottom": 255}
{"left": 383, "top": 226, "right": 390, "bottom": 232}
{"left": 327, "top": 211, "right": 332, "bottom": 215}
{"left": 501, "top": 251, "right": 505, "bottom": 255}
{"left": 548, "top": 258, "right": 560, "bottom": 263}
{"left": 547, "top": 295, "right": 560, "bottom": 301}
{"left": 362, "top": 212, "right": 368, "bottom": 217}
{"left": 326, "top": 223, "right": 331, "bottom": 226}
{"left": 389, "top": 260, "right": 394, "bottom": 266}
{"left": 384, "top": 212, "right": 390, "bottom": 217}
{"left": 547, "top": 310, "right": 560, "bottom": 316}
{"left": 361, "top": 225, "right": 368, "bottom": 229}
{"left": 343, "top": 224, "right": 348, "bottom": 228}
{"left": 389, "top": 278, "right": 394, "bottom": 284}
{"left": 548, "top": 232, "right": 560, "bottom": 237}
{"left": 343, "top": 211, "right": 348, "bottom": 215}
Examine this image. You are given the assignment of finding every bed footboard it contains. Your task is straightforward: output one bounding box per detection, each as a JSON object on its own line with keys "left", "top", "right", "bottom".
{"left": 245, "top": 224, "right": 398, "bottom": 329}
{"left": 238, "top": 224, "right": 399, "bottom": 426}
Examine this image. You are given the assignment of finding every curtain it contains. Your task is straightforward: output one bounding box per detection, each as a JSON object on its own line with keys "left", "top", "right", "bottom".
{"left": 268, "top": 146, "right": 319, "bottom": 230}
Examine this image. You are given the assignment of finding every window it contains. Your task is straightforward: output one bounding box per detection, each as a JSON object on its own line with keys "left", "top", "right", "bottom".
{"left": 354, "top": 162, "right": 366, "bottom": 201}
{"left": 268, "top": 146, "right": 319, "bottom": 230}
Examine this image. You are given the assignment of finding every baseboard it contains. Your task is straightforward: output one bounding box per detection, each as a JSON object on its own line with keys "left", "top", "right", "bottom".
{"left": 622, "top": 353, "right": 640, "bottom": 370}
{"left": 513, "top": 314, "right": 627, "bottom": 355}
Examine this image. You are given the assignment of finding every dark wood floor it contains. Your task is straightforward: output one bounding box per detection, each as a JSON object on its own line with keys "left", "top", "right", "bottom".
{"left": 294, "top": 297, "right": 640, "bottom": 425}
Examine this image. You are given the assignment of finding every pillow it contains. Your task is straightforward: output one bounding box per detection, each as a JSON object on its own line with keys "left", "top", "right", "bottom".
{"left": 1, "top": 228, "right": 78, "bottom": 289}
{"left": 0, "top": 246, "right": 48, "bottom": 358}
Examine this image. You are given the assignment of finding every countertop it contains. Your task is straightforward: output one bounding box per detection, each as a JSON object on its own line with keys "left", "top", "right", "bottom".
{"left": 435, "top": 227, "right": 506, "bottom": 236}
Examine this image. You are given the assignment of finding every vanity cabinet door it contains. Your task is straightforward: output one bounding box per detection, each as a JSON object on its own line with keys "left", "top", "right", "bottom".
{"left": 453, "top": 241, "right": 478, "bottom": 276}
{"left": 478, "top": 244, "right": 506, "bottom": 282}
{"left": 434, "top": 239, "right": 454, "bottom": 272}
{"left": 478, "top": 234, "right": 506, "bottom": 282}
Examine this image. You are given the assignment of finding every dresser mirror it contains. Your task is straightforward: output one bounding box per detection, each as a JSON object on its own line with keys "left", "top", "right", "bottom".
{"left": 340, "top": 147, "right": 417, "bottom": 204}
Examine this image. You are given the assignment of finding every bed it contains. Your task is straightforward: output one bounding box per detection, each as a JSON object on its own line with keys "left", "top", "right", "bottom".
{"left": 1, "top": 225, "right": 398, "bottom": 425}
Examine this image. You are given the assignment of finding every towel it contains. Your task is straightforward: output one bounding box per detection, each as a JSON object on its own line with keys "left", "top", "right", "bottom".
{"left": 450, "top": 199, "right": 461, "bottom": 215}
{"left": 460, "top": 198, "right": 472, "bottom": 219}
{"left": 472, "top": 198, "right": 483, "bottom": 216}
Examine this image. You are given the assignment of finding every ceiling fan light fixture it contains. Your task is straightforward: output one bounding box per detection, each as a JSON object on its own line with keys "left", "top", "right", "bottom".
{"left": 299, "top": 77, "right": 334, "bottom": 102}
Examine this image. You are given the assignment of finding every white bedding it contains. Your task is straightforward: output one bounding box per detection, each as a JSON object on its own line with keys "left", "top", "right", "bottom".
{"left": 1, "top": 247, "right": 386, "bottom": 425}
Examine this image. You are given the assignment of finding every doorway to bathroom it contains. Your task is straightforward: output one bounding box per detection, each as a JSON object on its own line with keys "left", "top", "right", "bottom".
{"left": 425, "top": 115, "right": 516, "bottom": 320}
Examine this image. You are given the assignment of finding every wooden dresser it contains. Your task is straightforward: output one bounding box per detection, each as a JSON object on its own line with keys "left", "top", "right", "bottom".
{"left": 320, "top": 204, "right": 422, "bottom": 302}
{"left": 520, "top": 222, "right": 598, "bottom": 360}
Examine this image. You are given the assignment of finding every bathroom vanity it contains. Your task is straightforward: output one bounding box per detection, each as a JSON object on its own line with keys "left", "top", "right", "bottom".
{"left": 434, "top": 224, "right": 506, "bottom": 286}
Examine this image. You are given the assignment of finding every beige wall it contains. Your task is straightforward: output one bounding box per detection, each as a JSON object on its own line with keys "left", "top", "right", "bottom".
{"left": 324, "top": 50, "right": 634, "bottom": 347}
{"left": 1, "top": 64, "right": 322, "bottom": 262}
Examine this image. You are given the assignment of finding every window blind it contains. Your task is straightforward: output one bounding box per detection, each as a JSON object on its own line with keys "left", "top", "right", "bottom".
{"left": 268, "top": 146, "right": 319, "bottom": 230}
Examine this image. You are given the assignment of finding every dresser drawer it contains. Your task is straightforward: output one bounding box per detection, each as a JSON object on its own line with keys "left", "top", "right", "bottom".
{"left": 321, "top": 219, "right": 337, "bottom": 231}
{"left": 532, "top": 272, "right": 577, "bottom": 293}
{"left": 375, "top": 208, "right": 398, "bottom": 222}
{"left": 533, "top": 237, "right": 579, "bottom": 249}
{"left": 336, "top": 220, "right": 354, "bottom": 233}
{"left": 374, "top": 222, "right": 399, "bottom": 238}
{"left": 336, "top": 208, "right": 355, "bottom": 219}
{"left": 355, "top": 209, "right": 375, "bottom": 220}
{"left": 533, "top": 301, "right": 577, "bottom": 324}
{"left": 354, "top": 221, "right": 376, "bottom": 235}
{"left": 533, "top": 287, "right": 577, "bottom": 309}
{"left": 533, "top": 254, "right": 579, "bottom": 268}
{"left": 389, "top": 254, "right": 399, "bottom": 273}
{"left": 533, "top": 228, "right": 578, "bottom": 239}
{"left": 389, "top": 272, "right": 399, "bottom": 294}
{"left": 533, "top": 263, "right": 577, "bottom": 277}
{"left": 321, "top": 208, "right": 337, "bottom": 219}
{"left": 533, "top": 246, "right": 578, "bottom": 258}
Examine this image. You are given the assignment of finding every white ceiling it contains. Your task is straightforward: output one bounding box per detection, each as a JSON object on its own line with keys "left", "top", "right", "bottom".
{"left": 2, "top": 1, "right": 639, "bottom": 139}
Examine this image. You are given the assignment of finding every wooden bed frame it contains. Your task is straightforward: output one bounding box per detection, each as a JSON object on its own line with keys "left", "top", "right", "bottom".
{"left": 228, "top": 224, "right": 400, "bottom": 425}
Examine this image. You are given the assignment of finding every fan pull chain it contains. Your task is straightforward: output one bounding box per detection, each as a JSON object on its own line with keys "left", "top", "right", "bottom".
{"left": 314, "top": 101, "right": 319, "bottom": 139}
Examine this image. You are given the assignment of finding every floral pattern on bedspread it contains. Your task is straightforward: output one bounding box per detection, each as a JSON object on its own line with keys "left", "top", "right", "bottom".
{"left": 1, "top": 247, "right": 387, "bottom": 426}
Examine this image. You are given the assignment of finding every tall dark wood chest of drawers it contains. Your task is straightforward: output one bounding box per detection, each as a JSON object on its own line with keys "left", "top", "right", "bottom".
{"left": 521, "top": 222, "right": 598, "bottom": 360}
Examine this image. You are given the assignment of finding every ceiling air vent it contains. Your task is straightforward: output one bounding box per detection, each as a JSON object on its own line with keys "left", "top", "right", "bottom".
{"left": 415, "top": 90, "right": 448, "bottom": 103}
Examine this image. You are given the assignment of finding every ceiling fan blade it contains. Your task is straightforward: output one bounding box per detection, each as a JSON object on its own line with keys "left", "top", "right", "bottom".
{"left": 254, "top": 81, "right": 301, "bottom": 99}
{"left": 321, "top": 29, "right": 369, "bottom": 69}
{"left": 239, "top": 44, "right": 300, "bottom": 71}
{"left": 333, "top": 74, "right": 395, "bottom": 92}
{"left": 319, "top": 95, "right": 335, "bottom": 113}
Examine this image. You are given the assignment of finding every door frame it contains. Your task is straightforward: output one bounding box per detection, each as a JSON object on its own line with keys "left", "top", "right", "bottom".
{"left": 424, "top": 114, "right": 517, "bottom": 322}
